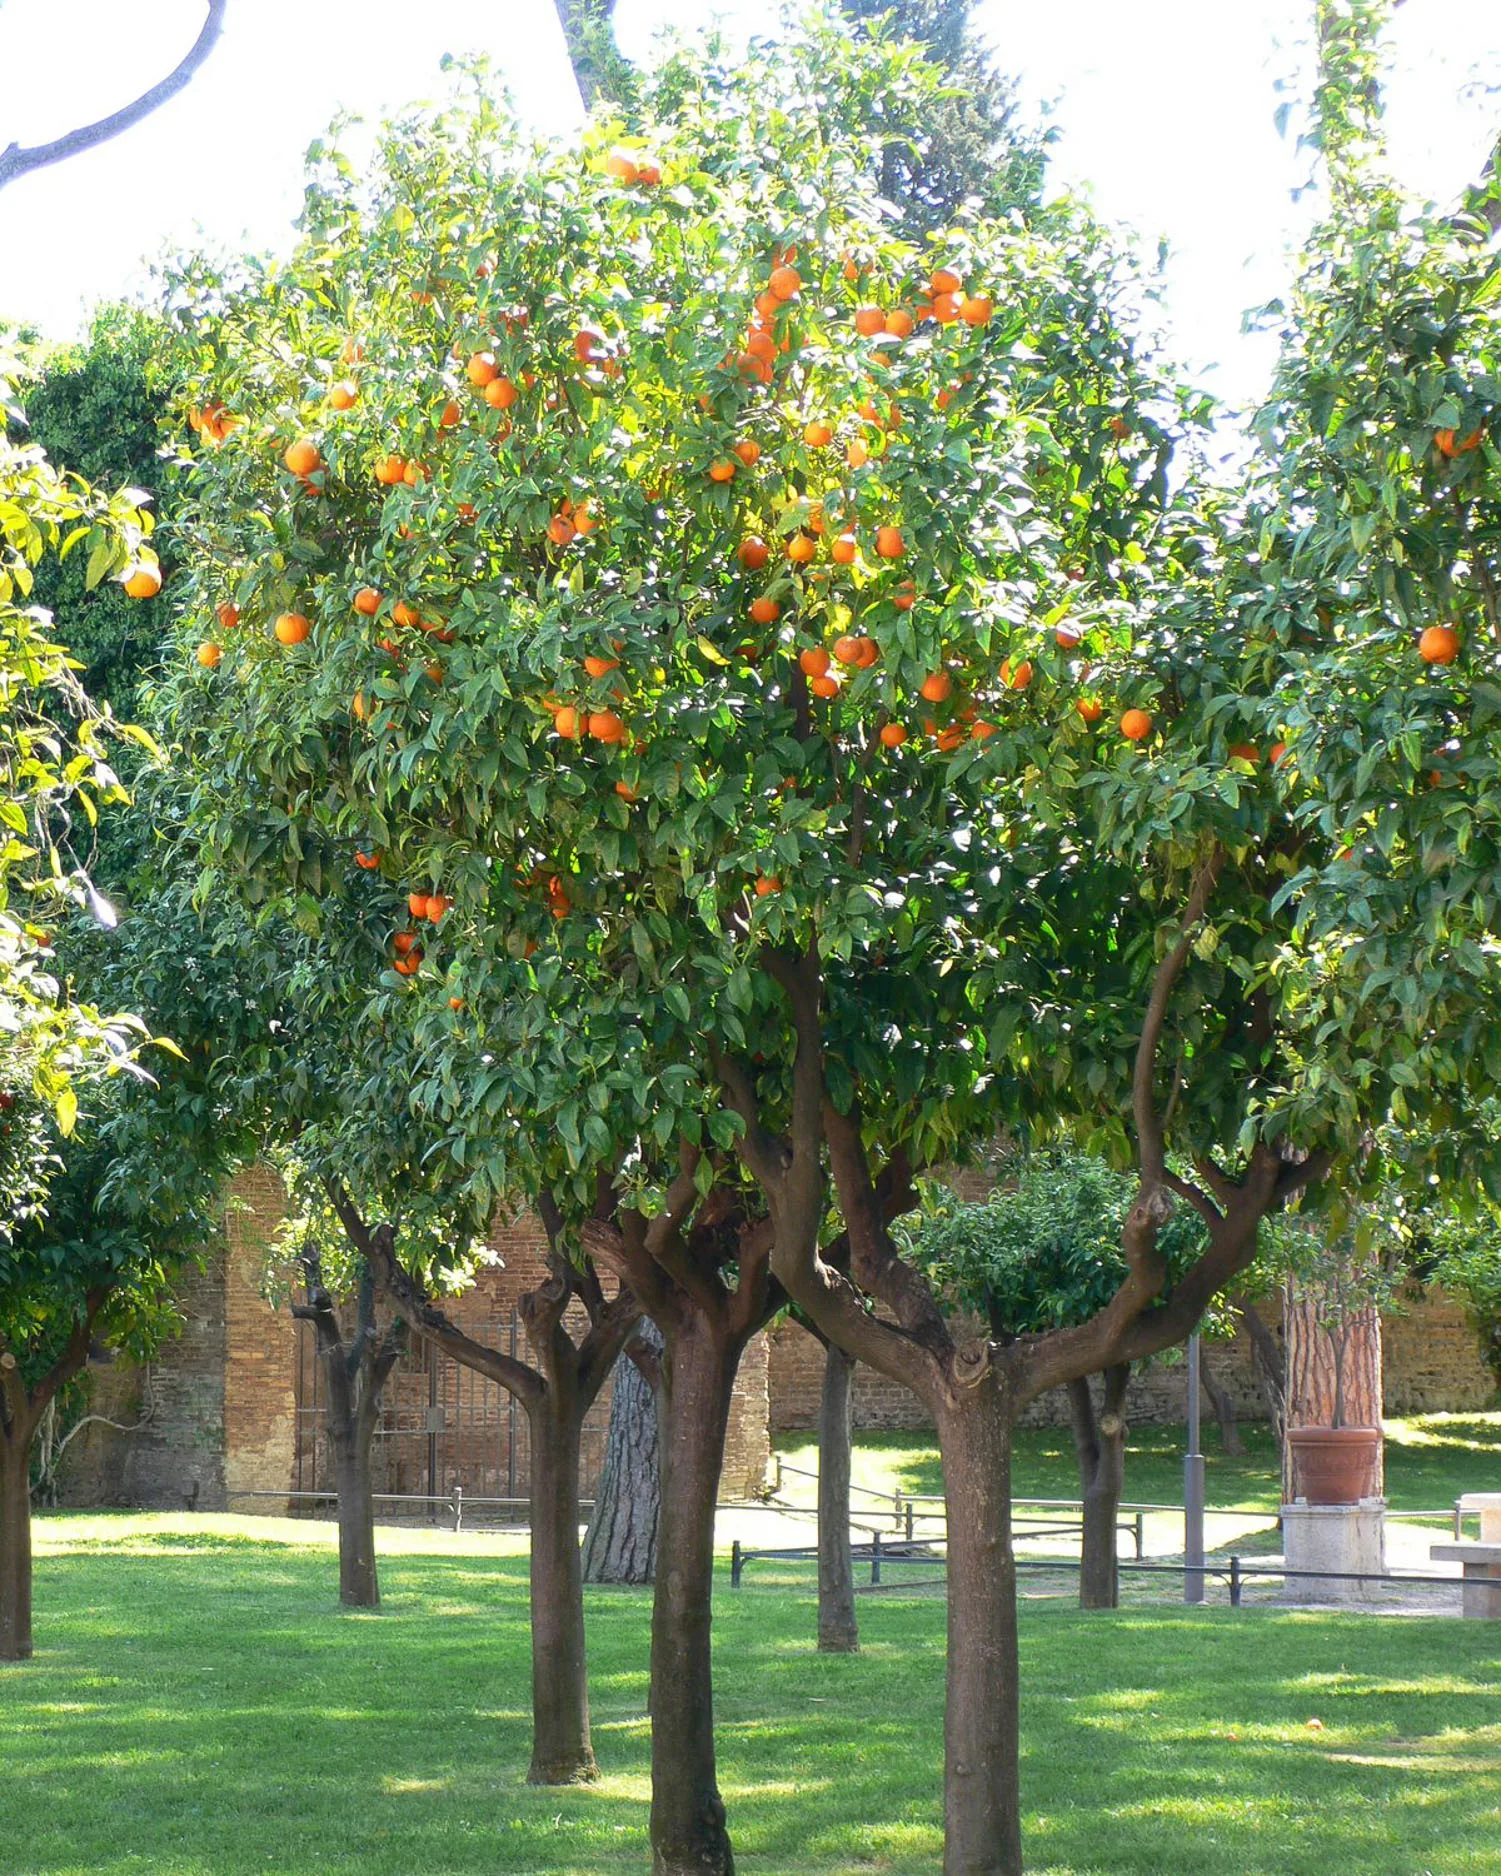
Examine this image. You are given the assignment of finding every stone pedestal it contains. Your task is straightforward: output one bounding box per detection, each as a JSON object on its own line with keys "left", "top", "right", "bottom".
{"left": 1281, "top": 1498, "right": 1386, "bottom": 1604}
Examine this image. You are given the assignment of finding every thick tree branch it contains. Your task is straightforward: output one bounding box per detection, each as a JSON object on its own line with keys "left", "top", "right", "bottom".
{"left": 1134, "top": 850, "right": 1223, "bottom": 1181}
{"left": 0, "top": 1, "right": 228, "bottom": 194}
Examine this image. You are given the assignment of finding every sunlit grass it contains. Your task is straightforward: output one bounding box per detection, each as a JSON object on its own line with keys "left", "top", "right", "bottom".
{"left": 2, "top": 1514, "right": 1499, "bottom": 1873}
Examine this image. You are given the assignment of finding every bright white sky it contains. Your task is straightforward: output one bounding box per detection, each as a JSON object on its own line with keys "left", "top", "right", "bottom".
{"left": 0, "top": 1, "right": 1498, "bottom": 406}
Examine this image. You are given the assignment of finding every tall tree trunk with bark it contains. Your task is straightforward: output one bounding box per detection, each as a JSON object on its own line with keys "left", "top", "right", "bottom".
{"left": 1066, "top": 1364, "right": 1129, "bottom": 1611}
{"left": 0, "top": 1300, "right": 105, "bottom": 1662}
{"left": 0, "top": 1430, "right": 33, "bottom": 1662}
{"left": 582, "top": 1320, "right": 662, "bottom": 1585}
{"left": 1198, "top": 1345, "right": 1244, "bottom": 1456}
{"left": 526, "top": 1386, "right": 596, "bottom": 1783}
{"left": 649, "top": 1313, "right": 739, "bottom": 1875}
{"left": 293, "top": 1256, "right": 406, "bottom": 1610}
{"left": 817, "top": 1339, "right": 858, "bottom": 1652}
{"left": 1236, "top": 1295, "right": 1286, "bottom": 1447}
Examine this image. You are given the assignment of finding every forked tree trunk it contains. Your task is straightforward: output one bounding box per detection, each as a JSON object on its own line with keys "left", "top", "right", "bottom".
{"left": 333, "top": 1424, "right": 379, "bottom": 1607}
{"left": 526, "top": 1396, "right": 597, "bottom": 1784}
{"left": 1067, "top": 1365, "right": 1129, "bottom": 1611}
{"left": 0, "top": 1435, "right": 33, "bottom": 1662}
{"left": 583, "top": 1321, "right": 662, "bottom": 1585}
{"left": 935, "top": 1383, "right": 1021, "bottom": 1876}
{"left": 650, "top": 1316, "right": 738, "bottom": 1876}
{"left": 817, "top": 1341, "right": 858, "bottom": 1652}
{"left": 1198, "top": 1346, "right": 1244, "bottom": 1456}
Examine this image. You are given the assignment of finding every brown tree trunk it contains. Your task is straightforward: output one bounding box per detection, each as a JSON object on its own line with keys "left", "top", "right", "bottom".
{"left": 0, "top": 1433, "right": 33, "bottom": 1662}
{"left": 1237, "top": 1296, "right": 1286, "bottom": 1446}
{"left": 1199, "top": 1346, "right": 1244, "bottom": 1456}
{"left": 817, "top": 1341, "right": 858, "bottom": 1652}
{"left": 935, "top": 1382, "right": 1021, "bottom": 1876}
{"left": 1284, "top": 1279, "right": 1384, "bottom": 1497}
{"left": 1067, "top": 1365, "right": 1128, "bottom": 1612}
{"left": 333, "top": 1424, "right": 379, "bottom": 1608}
{"left": 526, "top": 1396, "right": 597, "bottom": 1784}
{"left": 650, "top": 1315, "right": 738, "bottom": 1876}
{"left": 583, "top": 1320, "right": 662, "bottom": 1585}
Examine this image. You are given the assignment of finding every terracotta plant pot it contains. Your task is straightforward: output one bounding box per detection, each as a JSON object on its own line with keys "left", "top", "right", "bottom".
{"left": 1288, "top": 1425, "right": 1382, "bottom": 1505}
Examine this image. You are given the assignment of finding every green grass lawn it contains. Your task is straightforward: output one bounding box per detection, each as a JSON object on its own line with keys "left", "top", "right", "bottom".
{"left": 775, "top": 1411, "right": 1501, "bottom": 1520}
{"left": 5, "top": 1514, "right": 1501, "bottom": 1874}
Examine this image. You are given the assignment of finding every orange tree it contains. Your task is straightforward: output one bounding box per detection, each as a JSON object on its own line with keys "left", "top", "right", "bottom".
{"left": 151, "top": 15, "right": 1501, "bottom": 1876}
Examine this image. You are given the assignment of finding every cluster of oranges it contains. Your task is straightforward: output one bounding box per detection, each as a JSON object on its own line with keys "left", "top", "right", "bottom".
{"left": 188, "top": 400, "right": 239, "bottom": 445}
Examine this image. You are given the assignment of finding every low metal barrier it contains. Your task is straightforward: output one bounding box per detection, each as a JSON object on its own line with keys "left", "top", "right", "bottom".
{"left": 226, "top": 1486, "right": 595, "bottom": 1532}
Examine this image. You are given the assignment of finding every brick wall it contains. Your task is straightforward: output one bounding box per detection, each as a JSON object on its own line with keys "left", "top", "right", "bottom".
{"left": 222, "top": 1165, "right": 296, "bottom": 1510}
{"left": 767, "top": 1291, "right": 1498, "bottom": 1435}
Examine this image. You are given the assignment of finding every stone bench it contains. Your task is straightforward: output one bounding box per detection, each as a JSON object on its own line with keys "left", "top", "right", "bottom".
{"left": 1455, "top": 1493, "right": 1501, "bottom": 1542}
{"left": 1429, "top": 1541, "right": 1501, "bottom": 1617}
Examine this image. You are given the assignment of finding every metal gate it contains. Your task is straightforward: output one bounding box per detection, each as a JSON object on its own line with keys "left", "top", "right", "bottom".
{"left": 293, "top": 1311, "right": 611, "bottom": 1520}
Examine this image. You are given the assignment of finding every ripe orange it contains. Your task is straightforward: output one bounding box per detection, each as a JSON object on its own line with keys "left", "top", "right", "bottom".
{"left": 197, "top": 642, "right": 221, "bottom": 668}
{"left": 1435, "top": 428, "right": 1459, "bottom": 458}
{"left": 605, "top": 146, "right": 639, "bottom": 184}
{"left": 374, "top": 454, "right": 407, "bottom": 485}
{"left": 1419, "top": 623, "right": 1460, "bottom": 664}
{"left": 329, "top": 380, "right": 359, "bottom": 411}
{"left": 854, "top": 306, "right": 886, "bottom": 337}
{"left": 615, "top": 779, "right": 640, "bottom": 801}
{"left": 847, "top": 439, "right": 870, "bottom": 469}
{"left": 392, "top": 601, "right": 421, "bottom": 629}
{"left": 554, "top": 706, "right": 583, "bottom": 739}
{"left": 970, "top": 720, "right": 997, "bottom": 741}
{"left": 1000, "top": 658, "right": 1033, "bottom": 691}
{"left": 449, "top": 996, "right": 465, "bottom": 1011}
{"left": 637, "top": 160, "right": 661, "bottom": 185}
{"left": 1228, "top": 743, "right": 1259, "bottom": 764}
{"left": 1055, "top": 625, "right": 1082, "bottom": 649}
{"left": 354, "top": 587, "right": 381, "bottom": 616}
{"left": 409, "top": 891, "right": 433, "bottom": 919}
{"left": 393, "top": 951, "right": 422, "bottom": 977}
{"left": 831, "top": 532, "right": 858, "bottom": 565}
{"left": 769, "top": 265, "right": 802, "bottom": 301}
{"left": 739, "top": 535, "right": 771, "bottom": 571}
{"left": 274, "top": 612, "right": 311, "bottom": 646}
{"left": 930, "top": 266, "right": 963, "bottom": 296}
{"left": 893, "top": 579, "right": 916, "bottom": 610}
{"left": 885, "top": 308, "right": 915, "bottom": 339}
{"left": 574, "top": 326, "right": 606, "bottom": 363}
{"left": 733, "top": 439, "right": 762, "bottom": 467}
{"left": 1120, "top": 707, "right": 1153, "bottom": 742}
{"left": 588, "top": 710, "right": 626, "bottom": 743}
{"left": 936, "top": 725, "right": 964, "bottom": 752}
{"left": 750, "top": 596, "right": 781, "bottom": 625}
{"left": 754, "top": 874, "right": 781, "bottom": 897}
{"left": 875, "top": 526, "right": 906, "bottom": 559}
{"left": 920, "top": 671, "right": 952, "bottom": 703}
{"left": 855, "top": 637, "right": 880, "bottom": 668}
{"left": 879, "top": 722, "right": 907, "bottom": 748}
{"left": 216, "top": 601, "right": 239, "bottom": 630}
{"left": 1109, "top": 415, "right": 1132, "bottom": 440}
{"left": 833, "top": 635, "right": 864, "bottom": 667}
{"left": 547, "top": 513, "right": 577, "bottom": 545}
{"left": 403, "top": 459, "right": 429, "bottom": 487}
{"left": 355, "top": 849, "right": 382, "bottom": 870}
{"left": 787, "top": 532, "right": 817, "bottom": 565}
{"left": 584, "top": 654, "right": 620, "bottom": 678}
{"left": 1269, "top": 740, "right": 1291, "bottom": 765}
{"left": 341, "top": 338, "right": 364, "bottom": 364}
{"left": 803, "top": 419, "right": 834, "bottom": 448}
{"left": 439, "top": 400, "right": 462, "bottom": 429}
{"left": 283, "top": 438, "right": 320, "bottom": 477}
{"left": 485, "top": 376, "right": 518, "bottom": 410}
{"left": 123, "top": 566, "right": 162, "bottom": 599}
{"left": 466, "top": 350, "right": 498, "bottom": 386}
{"left": 709, "top": 458, "right": 738, "bottom": 483}
{"left": 799, "top": 646, "right": 831, "bottom": 678}
{"left": 959, "top": 297, "right": 993, "bottom": 326}
{"left": 810, "top": 673, "right": 841, "bottom": 699}
{"left": 1075, "top": 697, "right": 1104, "bottom": 724}
{"left": 426, "top": 895, "right": 452, "bottom": 922}
{"left": 931, "top": 292, "right": 963, "bottom": 324}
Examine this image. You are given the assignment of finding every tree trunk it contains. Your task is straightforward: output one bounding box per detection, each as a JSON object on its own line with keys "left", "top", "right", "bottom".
{"left": 1237, "top": 1296, "right": 1286, "bottom": 1447}
{"left": 526, "top": 1397, "right": 597, "bottom": 1784}
{"left": 817, "top": 1341, "right": 858, "bottom": 1652}
{"left": 583, "top": 1320, "right": 662, "bottom": 1585}
{"left": 1284, "top": 1280, "right": 1384, "bottom": 1497}
{"left": 0, "top": 1434, "right": 33, "bottom": 1662}
{"left": 1199, "top": 1346, "right": 1244, "bottom": 1456}
{"left": 650, "top": 1316, "right": 738, "bottom": 1876}
{"left": 1067, "top": 1366, "right": 1128, "bottom": 1612}
{"left": 333, "top": 1426, "right": 379, "bottom": 1608}
{"left": 935, "top": 1383, "right": 1021, "bottom": 1876}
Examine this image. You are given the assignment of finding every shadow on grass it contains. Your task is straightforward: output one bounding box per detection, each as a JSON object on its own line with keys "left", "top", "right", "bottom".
{"left": 2, "top": 1527, "right": 1499, "bottom": 1874}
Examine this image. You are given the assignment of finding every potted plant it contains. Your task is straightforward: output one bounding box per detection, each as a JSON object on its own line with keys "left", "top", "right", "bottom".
{"left": 1273, "top": 1208, "right": 1398, "bottom": 1505}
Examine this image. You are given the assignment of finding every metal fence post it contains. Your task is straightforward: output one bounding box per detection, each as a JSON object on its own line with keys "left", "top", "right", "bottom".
{"left": 905, "top": 1500, "right": 915, "bottom": 1543}
{"left": 872, "top": 1528, "right": 883, "bottom": 1586}
{"left": 731, "top": 1540, "right": 742, "bottom": 1589}
{"left": 452, "top": 1483, "right": 463, "bottom": 1532}
{"left": 1134, "top": 1510, "right": 1144, "bottom": 1560}
{"left": 1229, "top": 1556, "right": 1242, "bottom": 1608}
